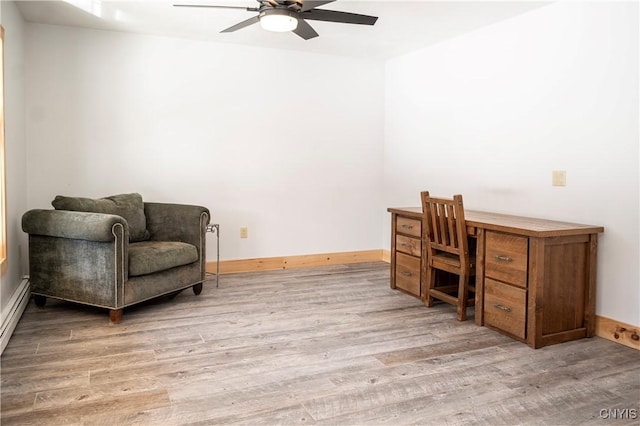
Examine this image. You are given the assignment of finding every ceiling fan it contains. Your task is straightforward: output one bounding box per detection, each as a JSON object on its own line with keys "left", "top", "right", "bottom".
{"left": 173, "top": 0, "right": 378, "bottom": 40}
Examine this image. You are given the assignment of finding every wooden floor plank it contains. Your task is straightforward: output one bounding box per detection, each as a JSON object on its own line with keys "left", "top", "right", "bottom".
{"left": 2, "top": 262, "right": 638, "bottom": 425}
{"left": 0, "top": 389, "right": 171, "bottom": 426}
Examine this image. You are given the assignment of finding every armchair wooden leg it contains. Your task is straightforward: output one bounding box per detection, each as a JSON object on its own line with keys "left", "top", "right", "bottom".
{"left": 109, "top": 309, "right": 123, "bottom": 324}
{"left": 34, "top": 295, "right": 47, "bottom": 308}
{"left": 193, "top": 283, "right": 203, "bottom": 295}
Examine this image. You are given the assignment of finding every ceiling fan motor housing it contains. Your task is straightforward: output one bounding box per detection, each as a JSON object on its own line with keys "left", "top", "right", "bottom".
{"left": 259, "top": 8, "right": 299, "bottom": 32}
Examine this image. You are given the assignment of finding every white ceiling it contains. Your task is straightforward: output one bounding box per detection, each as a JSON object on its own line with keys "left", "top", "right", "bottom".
{"left": 15, "top": 0, "right": 549, "bottom": 60}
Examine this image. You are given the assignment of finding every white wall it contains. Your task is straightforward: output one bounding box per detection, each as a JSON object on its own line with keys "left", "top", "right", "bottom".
{"left": 1, "top": 1, "right": 29, "bottom": 352}
{"left": 384, "top": 1, "right": 639, "bottom": 325}
{"left": 1, "top": 2, "right": 28, "bottom": 322}
{"left": 25, "top": 24, "right": 385, "bottom": 260}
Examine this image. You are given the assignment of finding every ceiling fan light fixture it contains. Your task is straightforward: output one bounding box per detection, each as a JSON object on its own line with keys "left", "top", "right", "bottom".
{"left": 259, "top": 9, "right": 298, "bottom": 32}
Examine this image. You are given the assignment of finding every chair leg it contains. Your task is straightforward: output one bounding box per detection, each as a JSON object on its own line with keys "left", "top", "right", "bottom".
{"left": 424, "top": 265, "right": 436, "bottom": 307}
{"left": 193, "top": 283, "right": 203, "bottom": 295}
{"left": 456, "top": 273, "right": 468, "bottom": 321}
{"left": 109, "top": 309, "right": 123, "bottom": 324}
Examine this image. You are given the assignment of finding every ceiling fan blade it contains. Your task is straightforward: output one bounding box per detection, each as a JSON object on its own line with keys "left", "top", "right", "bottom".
{"left": 299, "top": 0, "right": 336, "bottom": 12}
{"left": 173, "top": 4, "right": 255, "bottom": 10}
{"left": 301, "top": 9, "right": 378, "bottom": 25}
{"left": 292, "top": 19, "right": 319, "bottom": 40}
{"left": 221, "top": 15, "right": 260, "bottom": 33}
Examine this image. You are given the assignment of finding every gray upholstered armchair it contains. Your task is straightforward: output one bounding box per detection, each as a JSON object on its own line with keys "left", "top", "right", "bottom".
{"left": 21, "top": 193, "right": 210, "bottom": 323}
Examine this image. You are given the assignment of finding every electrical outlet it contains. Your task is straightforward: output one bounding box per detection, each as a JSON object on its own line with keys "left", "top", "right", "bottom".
{"left": 552, "top": 170, "right": 566, "bottom": 187}
{"left": 240, "top": 227, "right": 248, "bottom": 239}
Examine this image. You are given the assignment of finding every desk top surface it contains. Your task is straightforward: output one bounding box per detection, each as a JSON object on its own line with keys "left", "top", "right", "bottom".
{"left": 387, "top": 207, "right": 604, "bottom": 238}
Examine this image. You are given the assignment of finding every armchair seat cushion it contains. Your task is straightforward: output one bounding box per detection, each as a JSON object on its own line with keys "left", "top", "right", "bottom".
{"left": 128, "top": 241, "right": 198, "bottom": 277}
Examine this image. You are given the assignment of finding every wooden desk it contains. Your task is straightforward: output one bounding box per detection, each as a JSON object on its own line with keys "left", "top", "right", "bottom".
{"left": 388, "top": 207, "right": 604, "bottom": 348}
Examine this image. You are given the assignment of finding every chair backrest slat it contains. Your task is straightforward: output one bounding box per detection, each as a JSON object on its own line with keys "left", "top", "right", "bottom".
{"left": 437, "top": 203, "right": 448, "bottom": 246}
{"left": 447, "top": 203, "right": 457, "bottom": 249}
{"left": 428, "top": 203, "right": 440, "bottom": 245}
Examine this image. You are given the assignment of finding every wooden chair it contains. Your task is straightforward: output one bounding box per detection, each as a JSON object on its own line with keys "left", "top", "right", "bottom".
{"left": 421, "top": 191, "right": 475, "bottom": 321}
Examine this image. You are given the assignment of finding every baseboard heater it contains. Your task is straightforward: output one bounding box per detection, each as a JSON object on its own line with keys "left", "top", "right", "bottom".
{"left": 0, "top": 276, "right": 30, "bottom": 354}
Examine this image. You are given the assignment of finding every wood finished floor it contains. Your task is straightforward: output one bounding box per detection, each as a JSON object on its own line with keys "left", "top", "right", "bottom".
{"left": 1, "top": 262, "right": 639, "bottom": 425}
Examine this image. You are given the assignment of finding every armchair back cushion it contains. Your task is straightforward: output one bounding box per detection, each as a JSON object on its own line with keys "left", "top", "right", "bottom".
{"left": 52, "top": 193, "right": 150, "bottom": 242}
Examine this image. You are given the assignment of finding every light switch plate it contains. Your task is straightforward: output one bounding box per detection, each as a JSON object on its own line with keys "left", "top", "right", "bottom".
{"left": 552, "top": 170, "right": 566, "bottom": 187}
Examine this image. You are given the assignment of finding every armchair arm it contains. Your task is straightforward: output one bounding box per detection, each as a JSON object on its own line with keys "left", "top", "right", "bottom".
{"left": 22, "top": 209, "right": 130, "bottom": 242}
{"left": 22, "top": 209, "right": 128, "bottom": 309}
{"left": 144, "top": 203, "right": 210, "bottom": 247}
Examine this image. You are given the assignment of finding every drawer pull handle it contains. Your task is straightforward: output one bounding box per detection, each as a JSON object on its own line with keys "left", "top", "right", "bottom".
{"left": 494, "top": 304, "right": 512, "bottom": 313}
{"left": 401, "top": 224, "right": 414, "bottom": 230}
{"left": 400, "top": 243, "right": 412, "bottom": 248}
{"left": 494, "top": 255, "right": 513, "bottom": 262}
{"left": 400, "top": 271, "right": 412, "bottom": 277}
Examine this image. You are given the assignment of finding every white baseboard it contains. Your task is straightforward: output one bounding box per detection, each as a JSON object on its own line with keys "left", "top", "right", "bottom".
{"left": 0, "top": 276, "right": 30, "bottom": 354}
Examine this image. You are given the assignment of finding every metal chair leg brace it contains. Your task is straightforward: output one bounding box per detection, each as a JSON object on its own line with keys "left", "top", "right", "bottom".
{"left": 206, "top": 223, "right": 220, "bottom": 288}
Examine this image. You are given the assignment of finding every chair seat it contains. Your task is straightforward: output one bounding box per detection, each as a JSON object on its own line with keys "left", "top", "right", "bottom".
{"left": 431, "top": 252, "right": 476, "bottom": 271}
{"left": 129, "top": 241, "right": 198, "bottom": 277}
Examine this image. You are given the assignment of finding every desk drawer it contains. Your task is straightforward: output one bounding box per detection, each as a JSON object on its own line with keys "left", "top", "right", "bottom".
{"left": 396, "top": 234, "right": 421, "bottom": 257}
{"left": 485, "top": 231, "right": 528, "bottom": 288}
{"left": 395, "top": 252, "right": 421, "bottom": 296}
{"left": 484, "top": 278, "right": 527, "bottom": 339}
{"left": 396, "top": 216, "right": 421, "bottom": 238}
